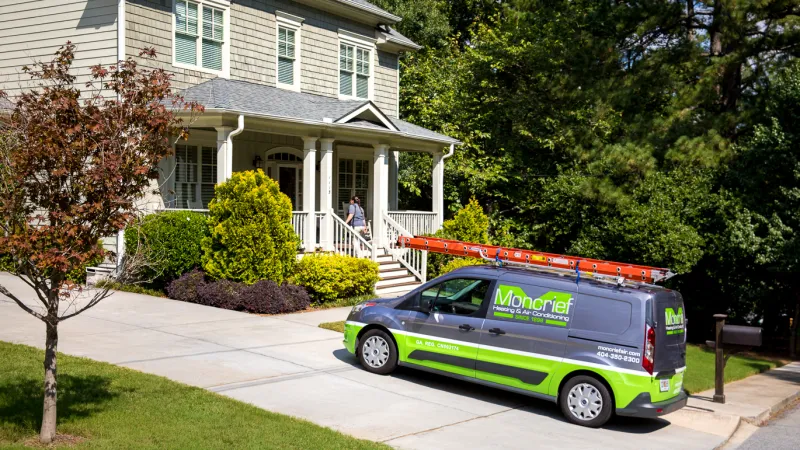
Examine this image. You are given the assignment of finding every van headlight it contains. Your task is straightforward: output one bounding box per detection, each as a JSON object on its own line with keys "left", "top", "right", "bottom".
{"left": 352, "top": 301, "right": 377, "bottom": 313}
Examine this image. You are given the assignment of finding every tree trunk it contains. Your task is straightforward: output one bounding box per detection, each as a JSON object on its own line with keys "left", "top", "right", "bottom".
{"left": 687, "top": 0, "right": 695, "bottom": 41}
{"left": 39, "top": 319, "right": 58, "bottom": 444}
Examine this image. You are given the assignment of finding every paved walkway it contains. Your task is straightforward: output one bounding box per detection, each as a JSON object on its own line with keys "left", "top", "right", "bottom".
{"left": 0, "top": 274, "right": 737, "bottom": 449}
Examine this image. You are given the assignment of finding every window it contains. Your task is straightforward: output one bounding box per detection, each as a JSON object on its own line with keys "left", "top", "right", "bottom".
{"left": 174, "top": 145, "right": 217, "bottom": 208}
{"left": 275, "top": 11, "right": 303, "bottom": 91}
{"left": 339, "top": 43, "right": 371, "bottom": 99}
{"left": 174, "top": 0, "right": 226, "bottom": 73}
{"left": 277, "top": 27, "right": 296, "bottom": 85}
{"left": 422, "top": 278, "right": 492, "bottom": 316}
{"left": 338, "top": 158, "right": 369, "bottom": 211}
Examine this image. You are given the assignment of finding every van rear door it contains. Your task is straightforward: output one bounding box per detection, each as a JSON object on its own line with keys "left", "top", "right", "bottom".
{"left": 652, "top": 291, "right": 686, "bottom": 373}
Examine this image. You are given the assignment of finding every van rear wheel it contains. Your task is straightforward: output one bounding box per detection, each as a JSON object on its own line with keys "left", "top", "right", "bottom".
{"left": 559, "top": 375, "right": 613, "bottom": 427}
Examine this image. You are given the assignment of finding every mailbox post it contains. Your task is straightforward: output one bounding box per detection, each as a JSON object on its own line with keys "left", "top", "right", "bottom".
{"left": 713, "top": 314, "right": 727, "bottom": 403}
{"left": 707, "top": 315, "right": 763, "bottom": 404}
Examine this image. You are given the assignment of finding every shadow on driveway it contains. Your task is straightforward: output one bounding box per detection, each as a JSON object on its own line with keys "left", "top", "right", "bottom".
{"left": 332, "top": 348, "right": 671, "bottom": 434}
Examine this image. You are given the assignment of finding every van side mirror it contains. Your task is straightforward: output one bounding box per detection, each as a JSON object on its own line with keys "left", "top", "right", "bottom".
{"left": 417, "top": 295, "right": 432, "bottom": 314}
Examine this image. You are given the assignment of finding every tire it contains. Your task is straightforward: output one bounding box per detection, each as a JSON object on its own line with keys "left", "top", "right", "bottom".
{"left": 357, "top": 329, "right": 398, "bottom": 375}
{"left": 559, "top": 375, "right": 613, "bottom": 427}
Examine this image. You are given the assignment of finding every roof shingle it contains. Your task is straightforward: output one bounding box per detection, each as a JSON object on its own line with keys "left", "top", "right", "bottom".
{"left": 182, "top": 79, "right": 458, "bottom": 144}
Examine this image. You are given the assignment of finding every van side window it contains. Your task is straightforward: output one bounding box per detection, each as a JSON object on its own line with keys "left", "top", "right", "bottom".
{"left": 425, "top": 278, "right": 491, "bottom": 316}
{"left": 572, "top": 295, "right": 632, "bottom": 335}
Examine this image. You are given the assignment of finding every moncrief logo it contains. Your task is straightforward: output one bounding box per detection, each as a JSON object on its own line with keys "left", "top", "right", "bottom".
{"left": 493, "top": 285, "right": 574, "bottom": 327}
{"left": 665, "top": 307, "right": 685, "bottom": 335}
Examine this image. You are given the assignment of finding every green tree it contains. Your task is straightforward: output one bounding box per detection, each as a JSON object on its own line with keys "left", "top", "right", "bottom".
{"left": 202, "top": 170, "right": 298, "bottom": 284}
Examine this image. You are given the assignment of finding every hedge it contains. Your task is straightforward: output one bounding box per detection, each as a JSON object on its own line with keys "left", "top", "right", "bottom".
{"left": 291, "top": 254, "right": 380, "bottom": 304}
{"left": 124, "top": 210, "right": 209, "bottom": 286}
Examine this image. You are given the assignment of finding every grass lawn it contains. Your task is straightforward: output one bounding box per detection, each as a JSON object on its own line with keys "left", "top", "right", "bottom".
{"left": 0, "top": 341, "right": 386, "bottom": 449}
{"left": 682, "top": 344, "right": 785, "bottom": 393}
{"left": 319, "top": 321, "right": 346, "bottom": 333}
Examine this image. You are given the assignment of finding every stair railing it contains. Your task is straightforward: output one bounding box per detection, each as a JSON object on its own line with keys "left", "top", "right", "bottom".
{"left": 331, "top": 209, "right": 373, "bottom": 258}
{"left": 383, "top": 213, "right": 427, "bottom": 282}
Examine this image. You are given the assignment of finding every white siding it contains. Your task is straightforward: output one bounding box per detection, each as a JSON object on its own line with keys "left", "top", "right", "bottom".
{"left": 0, "top": 0, "right": 118, "bottom": 96}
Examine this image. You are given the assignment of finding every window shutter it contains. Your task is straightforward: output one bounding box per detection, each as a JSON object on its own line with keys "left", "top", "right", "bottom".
{"left": 356, "top": 75, "right": 368, "bottom": 98}
{"left": 176, "top": 34, "right": 197, "bottom": 65}
{"left": 340, "top": 71, "right": 352, "bottom": 96}
{"left": 176, "top": 1, "right": 198, "bottom": 65}
{"left": 203, "top": 40, "right": 222, "bottom": 70}
{"left": 278, "top": 57, "right": 294, "bottom": 85}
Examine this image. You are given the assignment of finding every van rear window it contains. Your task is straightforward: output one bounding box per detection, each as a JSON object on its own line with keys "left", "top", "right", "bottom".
{"left": 571, "top": 295, "right": 632, "bottom": 335}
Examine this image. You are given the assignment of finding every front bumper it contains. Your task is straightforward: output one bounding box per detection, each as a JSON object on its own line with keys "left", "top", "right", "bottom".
{"left": 616, "top": 391, "right": 688, "bottom": 418}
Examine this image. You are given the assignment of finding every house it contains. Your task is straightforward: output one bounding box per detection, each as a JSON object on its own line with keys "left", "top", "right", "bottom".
{"left": 0, "top": 0, "right": 459, "bottom": 294}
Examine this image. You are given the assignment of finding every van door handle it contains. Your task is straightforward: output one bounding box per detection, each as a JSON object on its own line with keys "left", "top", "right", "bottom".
{"left": 458, "top": 324, "right": 475, "bottom": 331}
{"left": 488, "top": 328, "right": 506, "bottom": 335}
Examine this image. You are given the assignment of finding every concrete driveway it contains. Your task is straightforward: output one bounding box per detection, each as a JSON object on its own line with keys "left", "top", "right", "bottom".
{"left": 0, "top": 273, "right": 725, "bottom": 449}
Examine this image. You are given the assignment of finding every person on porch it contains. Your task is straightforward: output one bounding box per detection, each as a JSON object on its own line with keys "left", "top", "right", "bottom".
{"left": 346, "top": 196, "right": 369, "bottom": 256}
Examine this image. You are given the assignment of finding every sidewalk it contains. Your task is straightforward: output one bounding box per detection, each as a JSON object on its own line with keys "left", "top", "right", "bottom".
{"left": 663, "top": 362, "right": 800, "bottom": 448}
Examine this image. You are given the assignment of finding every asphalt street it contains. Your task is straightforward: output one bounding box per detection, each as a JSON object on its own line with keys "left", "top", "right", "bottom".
{"left": 737, "top": 401, "right": 800, "bottom": 450}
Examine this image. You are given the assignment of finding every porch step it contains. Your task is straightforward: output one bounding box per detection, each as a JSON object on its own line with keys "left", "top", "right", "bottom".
{"left": 376, "top": 275, "right": 417, "bottom": 288}
{"left": 378, "top": 261, "right": 402, "bottom": 271}
{"left": 375, "top": 281, "right": 422, "bottom": 296}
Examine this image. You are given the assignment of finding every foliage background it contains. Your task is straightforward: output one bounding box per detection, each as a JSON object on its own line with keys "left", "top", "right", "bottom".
{"left": 374, "top": 0, "right": 800, "bottom": 349}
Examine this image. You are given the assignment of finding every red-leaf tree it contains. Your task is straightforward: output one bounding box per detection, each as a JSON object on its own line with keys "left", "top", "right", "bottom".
{"left": 0, "top": 43, "right": 202, "bottom": 443}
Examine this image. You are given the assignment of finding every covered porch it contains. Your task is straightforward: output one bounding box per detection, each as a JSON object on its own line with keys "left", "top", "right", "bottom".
{"left": 149, "top": 79, "right": 459, "bottom": 287}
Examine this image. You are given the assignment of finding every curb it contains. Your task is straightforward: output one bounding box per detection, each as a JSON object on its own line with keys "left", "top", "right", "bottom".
{"left": 741, "top": 388, "right": 800, "bottom": 426}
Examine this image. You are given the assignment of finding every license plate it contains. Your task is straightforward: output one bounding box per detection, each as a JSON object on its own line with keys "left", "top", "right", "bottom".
{"left": 659, "top": 379, "right": 670, "bottom": 392}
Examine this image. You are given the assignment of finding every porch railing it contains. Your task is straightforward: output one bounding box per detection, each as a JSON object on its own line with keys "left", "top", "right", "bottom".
{"left": 383, "top": 213, "right": 427, "bottom": 282}
{"left": 291, "top": 211, "right": 308, "bottom": 248}
{"left": 331, "top": 210, "right": 373, "bottom": 258}
{"left": 388, "top": 211, "right": 438, "bottom": 236}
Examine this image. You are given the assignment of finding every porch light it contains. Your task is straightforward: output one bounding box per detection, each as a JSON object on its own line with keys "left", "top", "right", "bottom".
{"left": 253, "top": 155, "right": 263, "bottom": 169}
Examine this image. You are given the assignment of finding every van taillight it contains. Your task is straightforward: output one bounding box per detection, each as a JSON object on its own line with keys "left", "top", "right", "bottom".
{"left": 642, "top": 325, "right": 655, "bottom": 374}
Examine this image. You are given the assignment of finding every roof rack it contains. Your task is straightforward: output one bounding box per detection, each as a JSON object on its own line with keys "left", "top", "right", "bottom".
{"left": 397, "top": 236, "right": 675, "bottom": 287}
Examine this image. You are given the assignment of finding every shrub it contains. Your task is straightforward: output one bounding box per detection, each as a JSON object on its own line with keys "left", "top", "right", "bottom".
{"left": 197, "top": 279, "right": 247, "bottom": 310}
{"left": 124, "top": 210, "right": 209, "bottom": 286}
{"left": 291, "top": 254, "right": 380, "bottom": 304}
{"left": 166, "top": 269, "right": 309, "bottom": 314}
{"left": 428, "top": 198, "right": 491, "bottom": 278}
{"left": 239, "top": 280, "right": 311, "bottom": 314}
{"left": 166, "top": 269, "right": 207, "bottom": 303}
{"left": 439, "top": 257, "right": 485, "bottom": 275}
{"left": 202, "top": 170, "right": 298, "bottom": 285}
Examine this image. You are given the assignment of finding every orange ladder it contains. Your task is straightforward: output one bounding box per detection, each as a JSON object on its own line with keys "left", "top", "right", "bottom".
{"left": 397, "top": 236, "right": 674, "bottom": 285}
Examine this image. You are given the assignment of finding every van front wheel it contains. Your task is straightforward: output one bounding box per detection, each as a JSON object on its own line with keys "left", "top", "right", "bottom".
{"left": 559, "top": 375, "right": 613, "bottom": 427}
{"left": 357, "top": 329, "right": 397, "bottom": 375}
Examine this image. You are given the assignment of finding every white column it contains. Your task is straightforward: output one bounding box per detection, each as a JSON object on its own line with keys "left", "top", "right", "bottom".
{"left": 302, "top": 137, "right": 318, "bottom": 252}
{"left": 319, "top": 138, "right": 334, "bottom": 251}
{"left": 432, "top": 151, "right": 444, "bottom": 230}
{"left": 216, "top": 126, "right": 234, "bottom": 183}
{"left": 388, "top": 150, "right": 399, "bottom": 211}
{"left": 372, "top": 144, "right": 390, "bottom": 259}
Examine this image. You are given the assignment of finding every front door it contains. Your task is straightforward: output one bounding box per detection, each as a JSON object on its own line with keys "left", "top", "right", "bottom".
{"left": 404, "top": 277, "right": 494, "bottom": 378}
{"left": 277, "top": 165, "right": 302, "bottom": 209}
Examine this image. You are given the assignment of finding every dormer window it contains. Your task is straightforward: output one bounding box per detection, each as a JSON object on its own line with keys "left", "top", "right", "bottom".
{"left": 275, "top": 11, "right": 304, "bottom": 92}
{"left": 173, "top": 0, "right": 229, "bottom": 76}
